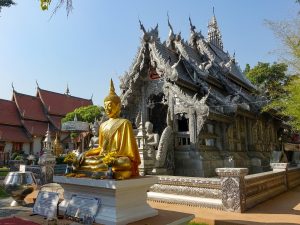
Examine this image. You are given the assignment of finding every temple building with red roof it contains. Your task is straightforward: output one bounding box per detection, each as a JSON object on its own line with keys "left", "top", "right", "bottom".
{"left": 0, "top": 85, "right": 93, "bottom": 156}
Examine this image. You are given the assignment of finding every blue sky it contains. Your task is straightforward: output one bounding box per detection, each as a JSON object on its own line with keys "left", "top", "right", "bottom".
{"left": 0, "top": 0, "right": 298, "bottom": 106}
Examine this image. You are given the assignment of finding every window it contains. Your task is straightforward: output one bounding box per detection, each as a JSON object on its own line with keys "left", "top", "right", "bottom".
{"left": 177, "top": 114, "right": 189, "bottom": 132}
{"left": 12, "top": 142, "right": 22, "bottom": 153}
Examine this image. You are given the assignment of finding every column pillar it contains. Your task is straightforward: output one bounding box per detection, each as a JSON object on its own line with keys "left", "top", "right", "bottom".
{"left": 216, "top": 168, "right": 248, "bottom": 212}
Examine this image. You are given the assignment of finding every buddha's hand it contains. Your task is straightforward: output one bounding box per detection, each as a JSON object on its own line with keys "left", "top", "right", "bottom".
{"left": 78, "top": 152, "right": 86, "bottom": 165}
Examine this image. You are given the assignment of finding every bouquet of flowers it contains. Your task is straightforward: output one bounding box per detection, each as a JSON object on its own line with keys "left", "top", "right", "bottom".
{"left": 102, "top": 151, "right": 118, "bottom": 167}
{"left": 63, "top": 152, "right": 77, "bottom": 165}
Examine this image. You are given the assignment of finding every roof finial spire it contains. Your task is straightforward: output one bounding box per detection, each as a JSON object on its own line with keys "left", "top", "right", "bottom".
{"left": 65, "top": 83, "right": 70, "bottom": 95}
{"left": 189, "top": 16, "right": 196, "bottom": 33}
{"left": 207, "top": 7, "right": 223, "bottom": 50}
{"left": 36, "top": 80, "right": 39, "bottom": 88}
{"left": 138, "top": 19, "right": 146, "bottom": 34}
{"left": 167, "top": 12, "right": 174, "bottom": 34}
{"left": 11, "top": 82, "right": 15, "bottom": 91}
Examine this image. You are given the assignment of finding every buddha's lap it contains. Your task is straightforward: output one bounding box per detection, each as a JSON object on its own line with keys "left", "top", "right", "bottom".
{"left": 81, "top": 156, "right": 132, "bottom": 171}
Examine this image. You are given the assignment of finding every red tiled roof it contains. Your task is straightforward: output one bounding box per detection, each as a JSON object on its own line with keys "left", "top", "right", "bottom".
{"left": 13, "top": 92, "right": 48, "bottom": 122}
{"left": 0, "top": 124, "right": 31, "bottom": 142}
{"left": 38, "top": 88, "right": 93, "bottom": 116}
{"left": 0, "top": 99, "right": 22, "bottom": 126}
{"left": 23, "top": 120, "right": 49, "bottom": 136}
{"left": 49, "top": 115, "right": 63, "bottom": 129}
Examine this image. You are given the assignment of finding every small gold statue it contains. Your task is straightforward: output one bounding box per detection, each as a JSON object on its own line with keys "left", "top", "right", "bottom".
{"left": 53, "top": 133, "right": 63, "bottom": 156}
{"left": 76, "top": 79, "right": 141, "bottom": 179}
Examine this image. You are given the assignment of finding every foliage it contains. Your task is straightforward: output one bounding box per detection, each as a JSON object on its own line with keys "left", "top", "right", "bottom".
{"left": 63, "top": 152, "right": 77, "bottom": 165}
{"left": 70, "top": 132, "right": 78, "bottom": 139}
{"left": 0, "top": 0, "right": 15, "bottom": 12}
{"left": 40, "top": 0, "right": 73, "bottom": 16}
{"left": 102, "top": 151, "right": 117, "bottom": 167}
{"left": 243, "top": 63, "right": 251, "bottom": 75}
{"left": 262, "top": 15, "right": 300, "bottom": 131}
{"left": 0, "top": 186, "right": 9, "bottom": 198}
{"left": 0, "top": 167, "right": 9, "bottom": 177}
{"left": 245, "top": 62, "right": 289, "bottom": 99}
{"left": 14, "top": 155, "right": 23, "bottom": 161}
{"left": 56, "top": 155, "right": 66, "bottom": 164}
{"left": 188, "top": 222, "right": 209, "bottom": 225}
{"left": 265, "top": 76, "right": 300, "bottom": 130}
{"left": 62, "top": 105, "right": 104, "bottom": 124}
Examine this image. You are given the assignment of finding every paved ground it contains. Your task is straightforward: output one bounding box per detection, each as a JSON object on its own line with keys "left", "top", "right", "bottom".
{"left": 150, "top": 185, "right": 300, "bottom": 225}
{"left": 0, "top": 185, "right": 299, "bottom": 225}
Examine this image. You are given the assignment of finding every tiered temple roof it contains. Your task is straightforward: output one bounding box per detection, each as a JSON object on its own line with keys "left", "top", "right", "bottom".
{"left": 0, "top": 99, "right": 30, "bottom": 142}
{"left": 0, "top": 86, "right": 93, "bottom": 143}
{"left": 121, "top": 14, "right": 262, "bottom": 119}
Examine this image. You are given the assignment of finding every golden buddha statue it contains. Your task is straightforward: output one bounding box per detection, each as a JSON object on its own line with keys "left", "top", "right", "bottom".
{"left": 53, "top": 133, "right": 63, "bottom": 156}
{"left": 76, "top": 79, "right": 141, "bottom": 179}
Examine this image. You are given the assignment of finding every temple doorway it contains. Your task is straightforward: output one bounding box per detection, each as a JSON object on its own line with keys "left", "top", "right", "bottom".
{"left": 147, "top": 93, "right": 168, "bottom": 136}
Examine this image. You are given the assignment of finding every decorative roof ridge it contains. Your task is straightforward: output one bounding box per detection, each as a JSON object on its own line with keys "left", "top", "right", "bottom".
{"left": 0, "top": 98, "right": 14, "bottom": 103}
{"left": 174, "top": 41, "right": 210, "bottom": 78}
{"left": 38, "top": 87, "right": 93, "bottom": 102}
{"left": 14, "top": 91, "right": 39, "bottom": 99}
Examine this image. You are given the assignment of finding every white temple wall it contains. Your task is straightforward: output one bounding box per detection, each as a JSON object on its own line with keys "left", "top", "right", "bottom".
{"left": 22, "top": 143, "right": 30, "bottom": 154}
{"left": 32, "top": 137, "right": 42, "bottom": 155}
{"left": 4, "top": 142, "right": 12, "bottom": 154}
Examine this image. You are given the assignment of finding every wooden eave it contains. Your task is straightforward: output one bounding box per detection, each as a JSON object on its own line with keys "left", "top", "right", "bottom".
{"left": 208, "top": 111, "right": 233, "bottom": 123}
{"left": 235, "top": 107, "right": 257, "bottom": 119}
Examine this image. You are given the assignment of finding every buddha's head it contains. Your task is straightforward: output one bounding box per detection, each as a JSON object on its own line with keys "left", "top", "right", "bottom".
{"left": 104, "top": 79, "right": 121, "bottom": 118}
{"left": 145, "top": 121, "right": 153, "bottom": 133}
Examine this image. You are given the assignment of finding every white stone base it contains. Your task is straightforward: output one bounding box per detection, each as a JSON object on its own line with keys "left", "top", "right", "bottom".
{"left": 53, "top": 176, "right": 158, "bottom": 225}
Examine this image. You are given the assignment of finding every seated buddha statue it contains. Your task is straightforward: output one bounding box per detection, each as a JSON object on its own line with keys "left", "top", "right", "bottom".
{"left": 75, "top": 79, "right": 141, "bottom": 179}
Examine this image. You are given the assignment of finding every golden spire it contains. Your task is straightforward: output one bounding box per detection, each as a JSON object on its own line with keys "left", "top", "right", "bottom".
{"left": 104, "top": 79, "right": 121, "bottom": 105}
{"left": 109, "top": 79, "right": 116, "bottom": 95}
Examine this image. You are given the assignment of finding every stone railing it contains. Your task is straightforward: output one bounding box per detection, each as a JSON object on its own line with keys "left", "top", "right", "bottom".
{"left": 148, "top": 164, "right": 300, "bottom": 213}
{"left": 287, "top": 166, "right": 300, "bottom": 189}
{"left": 147, "top": 175, "right": 223, "bottom": 209}
{"left": 217, "top": 163, "right": 300, "bottom": 212}
{"left": 245, "top": 169, "right": 286, "bottom": 210}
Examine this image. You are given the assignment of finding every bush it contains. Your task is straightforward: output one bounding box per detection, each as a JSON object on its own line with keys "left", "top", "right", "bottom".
{"left": 14, "top": 155, "right": 23, "bottom": 161}
{"left": 10, "top": 152, "right": 18, "bottom": 160}
{"left": 56, "top": 155, "right": 66, "bottom": 164}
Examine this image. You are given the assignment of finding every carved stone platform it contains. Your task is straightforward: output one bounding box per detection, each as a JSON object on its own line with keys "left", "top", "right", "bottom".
{"left": 53, "top": 175, "right": 158, "bottom": 225}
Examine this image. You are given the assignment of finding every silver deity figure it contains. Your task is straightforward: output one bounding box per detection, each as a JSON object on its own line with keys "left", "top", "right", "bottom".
{"left": 89, "top": 119, "right": 99, "bottom": 149}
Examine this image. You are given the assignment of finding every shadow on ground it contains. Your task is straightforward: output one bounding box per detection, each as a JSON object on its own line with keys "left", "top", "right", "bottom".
{"left": 246, "top": 185, "right": 300, "bottom": 216}
{"left": 215, "top": 221, "right": 300, "bottom": 225}
{"left": 128, "top": 209, "right": 194, "bottom": 225}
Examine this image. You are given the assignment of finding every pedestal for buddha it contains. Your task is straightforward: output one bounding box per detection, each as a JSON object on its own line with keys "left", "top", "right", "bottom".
{"left": 53, "top": 175, "right": 158, "bottom": 225}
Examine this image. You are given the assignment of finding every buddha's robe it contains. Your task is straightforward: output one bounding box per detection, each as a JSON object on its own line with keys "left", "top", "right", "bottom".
{"left": 87, "top": 118, "right": 141, "bottom": 176}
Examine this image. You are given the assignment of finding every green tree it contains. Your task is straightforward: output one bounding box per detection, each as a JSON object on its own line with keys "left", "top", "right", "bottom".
{"left": 0, "top": 0, "right": 15, "bottom": 12}
{"left": 265, "top": 76, "right": 300, "bottom": 130}
{"left": 263, "top": 14, "right": 300, "bottom": 130}
{"left": 243, "top": 63, "right": 251, "bottom": 75}
{"left": 245, "top": 62, "right": 289, "bottom": 99}
{"left": 40, "top": 0, "right": 73, "bottom": 16}
{"left": 62, "top": 105, "right": 105, "bottom": 124}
